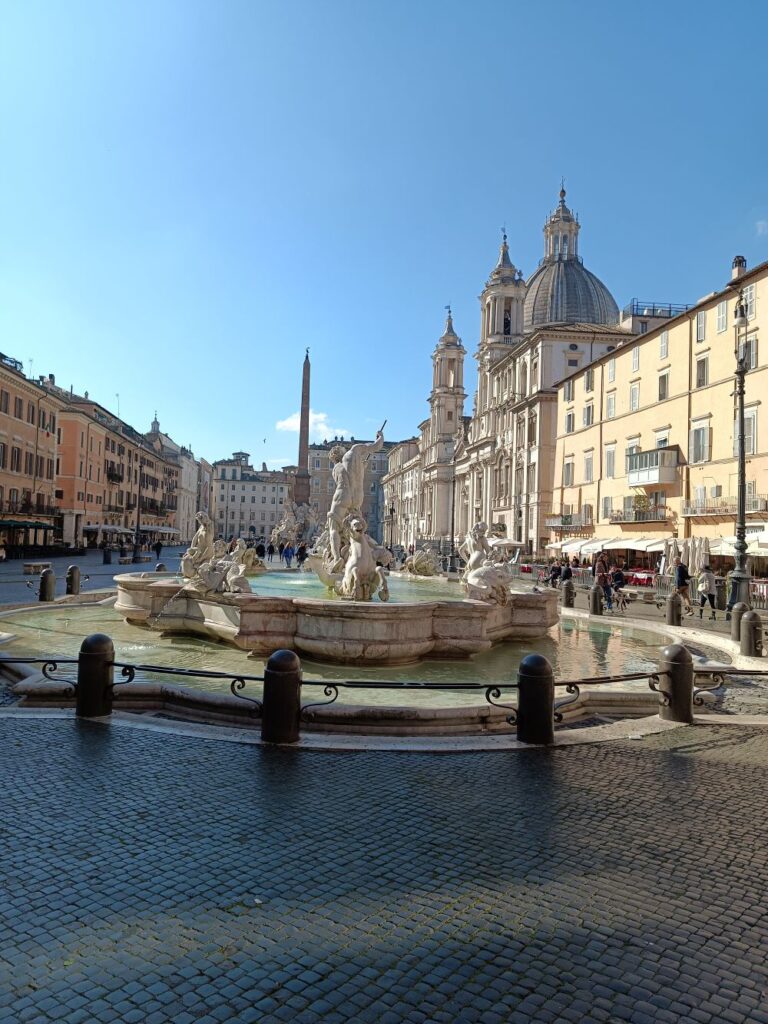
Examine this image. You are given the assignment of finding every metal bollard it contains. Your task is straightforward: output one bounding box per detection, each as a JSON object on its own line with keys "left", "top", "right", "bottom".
{"left": 561, "top": 579, "right": 575, "bottom": 608}
{"left": 516, "top": 653, "right": 555, "bottom": 745}
{"left": 155, "top": 562, "right": 167, "bottom": 572}
{"left": 39, "top": 568, "right": 55, "bottom": 602}
{"left": 665, "top": 592, "right": 682, "bottom": 626}
{"left": 261, "top": 649, "right": 302, "bottom": 744}
{"left": 65, "top": 565, "right": 81, "bottom": 595}
{"left": 589, "top": 584, "right": 603, "bottom": 616}
{"left": 76, "top": 633, "right": 114, "bottom": 717}
{"left": 657, "top": 643, "right": 693, "bottom": 724}
{"left": 740, "top": 610, "right": 764, "bottom": 658}
{"left": 730, "top": 602, "right": 749, "bottom": 643}
{"left": 102, "top": 547, "right": 112, "bottom": 565}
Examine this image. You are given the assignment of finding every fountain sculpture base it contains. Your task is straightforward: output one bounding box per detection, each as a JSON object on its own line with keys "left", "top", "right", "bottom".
{"left": 115, "top": 573, "right": 559, "bottom": 666}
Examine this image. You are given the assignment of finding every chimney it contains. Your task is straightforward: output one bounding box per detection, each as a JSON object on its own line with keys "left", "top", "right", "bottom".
{"left": 48, "top": 373, "right": 55, "bottom": 384}
{"left": 732, "top": 255, "right": 747, "bottom": 280}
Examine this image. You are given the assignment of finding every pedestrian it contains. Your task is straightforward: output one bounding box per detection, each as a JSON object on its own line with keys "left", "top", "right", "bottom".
{"left": 548, "top": 562, "right": 562, "bottom": 588}
{"left": 595, "top": 552, "right": 613, "bottom": 611}
{"left": 673, "top": 556, "right": 694, "bottom": 616}
{"left": 267, "top": 543, "right": 275, "bottom": 563}
{"left": 296, "top": 542, "right": 308, "bottom": 570}
{"left": 153, "top": 539, "right": 163, "bottom": 560}
{"left": 283, "top": 543, "right": 294, "bottom": 568}
{"left": 697, "top": 564, "right": 717, "bottom": 620}
{"left": 278, "top": 542, "right": 285, "bottom": 560}
{"left": 561, "top": 560, "right": 573, "bottom": 583}
{"left": 256, "top": 541, "right": 266, "bottom": 559}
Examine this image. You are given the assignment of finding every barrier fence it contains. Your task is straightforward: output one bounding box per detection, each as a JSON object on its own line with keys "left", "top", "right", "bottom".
{"left": 3, "top": 633, "right": 763, "bottom": 746}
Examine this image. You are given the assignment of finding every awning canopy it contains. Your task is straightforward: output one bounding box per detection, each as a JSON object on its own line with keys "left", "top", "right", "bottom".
{"left": 580, "top": 538, "right": 612, "bottom": 555}
{"left": 560, "top": 538, "right": 585, "bottom": 553}
{"left": 0, "top": 519, "right": 53, "bottom": 529}
{"left": 152, "top": 526, "right": 180, "bottom": 535}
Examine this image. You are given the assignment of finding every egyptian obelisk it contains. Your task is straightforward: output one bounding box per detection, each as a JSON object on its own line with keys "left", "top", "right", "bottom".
{"left": 293, "top": 348, "right": 311, "bottom": 507}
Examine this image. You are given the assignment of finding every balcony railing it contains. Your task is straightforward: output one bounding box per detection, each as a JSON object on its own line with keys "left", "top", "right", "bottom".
{"left": 0, "top": 500, "right": 57, "bottom": 516}
{"left": 545, "top": 512, "right": 593, "bottom": 530}
{"left": 622, "top": 299, "right": 692, "bottom": 319}
{"left": 683, "top": 495, "right": 768, "bottom": 516}
{"left": 104, "top": 503, "right": 124, "bottom": 513}
{"left": 106, "top": 469, "right": 124, "bottom": 483}
{"left": 626, "top": 448, "right": 679, "bottom": 487}
{"left": 609, "top": 505, "right": 670, "bottom": 523}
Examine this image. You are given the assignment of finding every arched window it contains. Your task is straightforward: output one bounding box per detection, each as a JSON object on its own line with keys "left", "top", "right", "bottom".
{"left": 562, "top": 234, "right": 569, "bottom": 255}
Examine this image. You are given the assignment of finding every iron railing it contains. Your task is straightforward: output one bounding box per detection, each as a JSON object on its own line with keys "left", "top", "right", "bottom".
{"left": 544, "top": 513, "right": 593, "bottom": 530}
{"left": 622, "top": 299, "right": 691, "bottom": 318}
{"left": 609, "top": 506, "right": 669, "bottom": 523}
{"left": 683, "top": 495, "right": 768, "bottom": 516}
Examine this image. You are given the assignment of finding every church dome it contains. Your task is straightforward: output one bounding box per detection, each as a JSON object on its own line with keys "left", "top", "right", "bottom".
{"left": 524, "top": 258, "right": 619, "bottom": 330}
{"left": 523, "top": 186, "right": 620, "bottom": 330}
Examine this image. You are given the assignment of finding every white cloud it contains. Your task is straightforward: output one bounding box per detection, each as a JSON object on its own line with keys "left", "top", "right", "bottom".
{"left": 756, "top": 220, "right": 768, "bottom": 237}
{"left": 275, "top": 408, "right": 350, "bottom": 442}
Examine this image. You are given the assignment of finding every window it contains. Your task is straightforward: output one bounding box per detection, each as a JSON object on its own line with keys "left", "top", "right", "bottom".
{"left": 0, "top": 391, "right": 8, "bottom": 414}
{"left": 10, "top": 447, "right": 21, "bottom": 471}
{"left": 656, "top": 434, "right": 669, "bottom": 449}
{"left": 696, "top": 357, "right": 708, "bottom": 388}
{"left": 314, "top": 458, "right": 321, "bottom": 469}
{"left": 717, "top": 301, "right": 727, "bottom": 333}
{"left": 607, "top": 358, "right": 615, "bottom": 383}
{"left": 606, "top": 393, "right": 616, "bottom": 419}
{"left": 565, "top": 412, "right": 575, "bottom": 434}
{"left": 601, "top": 496, "right": 612, "bottom": 520}
{"left": 738, "top": 334, "right": 758, "bottom": 370}
{"left": 27, "top": 402, "right": 35, "bottom": 424}
{"left": 689, "top": 424, "right": 711, "bottom": 464}
{"left": 744, "top": 283, "right": 755, "bottom": 319}
{"left": 660, "top": 330, "right": 669, "bottom": 359}
{"left": 0, "top": 444, "right": 5, "bottom": 469}
{"left": 447, "top": 410, "right": 453, "bottom": 421}
{"left": 584, "top": 453, "right": 593, "bottom": 483}
{"left": 734, "top": 411, "right": 757, "bottom": 456}
{"left": 13, "top": 397, "right": 22, "bottom": 419}
{"left": 630, "top": 383, "right": 640, "bottom": 411}
{"left": 658, "top": 372, "right": 669, "bottom": 401}
{"left": 563, "top": 462, "right": 574, "bottom": 486}
{"left": 696, "top": 310, "right": 706, "bottom": 342}
{"left": 24, "top": 452, "right": 33, "bottom": 474}
{"left": 639, "top": 321, "right": 648, "bottom": 334}
{"left": 632, "top": 346, "right": 639, "bottom": 372}
{"left": 563, "top": 380, "right": 574, "bottom": 402}
{"left": 625, "top": 444, "right": 640, "bottom": 472}
{"left": 605, "top": 447, "right": 615, "bottom": 479}
{"left": 584, "top": 368, "right": 594, "bottom": 392}
{"left": 583, "top": 404, "right": 594, "bottom": 427}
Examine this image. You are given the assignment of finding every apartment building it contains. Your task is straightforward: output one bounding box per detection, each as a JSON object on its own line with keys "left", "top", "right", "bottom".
{"left": 211, "top": 452, "right": 293, "bottom": 539}
{"left": 0, "top": 359, "right": 61, "bottom": 550}
{"left": 549, "top": 255, "right": 767, "bottom": 557}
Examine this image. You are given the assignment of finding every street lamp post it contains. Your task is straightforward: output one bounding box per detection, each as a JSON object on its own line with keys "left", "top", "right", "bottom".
{"left": 132, "top": 449, "right": 143, "bottom": 563}
{"left": 731, "top": 291, "right": 751, "bottom": 607}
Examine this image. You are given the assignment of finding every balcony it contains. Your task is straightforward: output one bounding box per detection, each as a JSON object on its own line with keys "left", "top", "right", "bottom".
{"left": 622, "top": 299, "right": 692, "bottom": 319}
{"left": 106, "top": 468, "right": 124, "bottom": 484}
{"left": 104, "top": 503, "right": 124, "bottom": 513}
{"left": 609, "top": 505, "right": 670, "bottom": 524}
{"left": 626, "top": 448, "right": 679, "bottom": 487}
{"left": 683, "top": 495, "right": 768, "bottom": 517}
{"left": 545, "top": 512, "right": 594, "bottom": 531}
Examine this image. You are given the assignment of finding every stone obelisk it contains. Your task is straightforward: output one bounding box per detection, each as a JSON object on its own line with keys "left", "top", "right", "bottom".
{"left": 293, "top": 349, "right": 311, "bottom": 507}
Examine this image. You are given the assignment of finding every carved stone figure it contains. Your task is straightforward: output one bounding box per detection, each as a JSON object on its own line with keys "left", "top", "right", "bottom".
{"left": 181, "top": 512, "right": 215, "bottom": 582}
{"left": 458, "top": 521, "right": 492, "bottom": 576}
{"left": 242, "top": 547, "right": 267, "bottom": 575}
{"left": 404, "top": 547, "right": 441, "bottom": 577}
{"left": 463, "top": 559, "right": 513, "bottom": 604}
{"left": 327, "top": 431, "right": 384, "bottom": 569}
{"left": 335, "top": 516, "right": 389, "bottom": 603}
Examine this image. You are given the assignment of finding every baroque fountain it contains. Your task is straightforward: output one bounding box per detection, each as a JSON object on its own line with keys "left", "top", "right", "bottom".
{"left": 114, "top": 427, "right": 558, "bottom": 665}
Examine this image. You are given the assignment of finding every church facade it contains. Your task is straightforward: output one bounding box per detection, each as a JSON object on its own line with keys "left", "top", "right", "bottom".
{"left": 384, "top": 188, "right": 640, "bottom": 555}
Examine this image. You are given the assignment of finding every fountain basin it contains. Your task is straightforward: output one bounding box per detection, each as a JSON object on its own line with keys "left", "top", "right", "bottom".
{"left": 114, "top": 572, "right": 559, "bottom": 665}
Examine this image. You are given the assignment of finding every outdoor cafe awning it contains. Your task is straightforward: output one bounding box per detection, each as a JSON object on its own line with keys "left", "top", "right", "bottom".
{"left": 0, "top": 519, "right": 53, "bottom": 529}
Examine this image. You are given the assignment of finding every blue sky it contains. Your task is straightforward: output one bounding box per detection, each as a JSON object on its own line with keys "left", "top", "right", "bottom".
{"left": 1, "top": 0, "right": 767, "bottom": 467}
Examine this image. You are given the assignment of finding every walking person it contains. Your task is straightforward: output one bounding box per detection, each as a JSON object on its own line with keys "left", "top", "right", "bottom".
{"left": 267, "top": 542, "right": 275, "bottom": 563}
{"left": 283, "top": 543, "right": 295, "bottom": 568}
{"left": 296, "top": 542, "right": 308, "bottom": 571}
{"left": 697, "top": 564, "right": 717, "bottom": 620}
{"left": 595, "top": 552, "right": 613, "bottom": 611}
{"left": 673, "top": 556, "right": 694, "bottom": 616}
{"left": 153, "top": 539, "right": 163, "bottom": 561}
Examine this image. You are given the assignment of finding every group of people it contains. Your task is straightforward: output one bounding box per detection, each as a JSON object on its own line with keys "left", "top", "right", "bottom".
{"left": 270, "top": 540, "right": 309, "bottom": 570}
{"left": 546, "top": 553, "right": 628, "bottom": 612}
{"left": 673, "top": 556, "right": 718, "bottom": 620}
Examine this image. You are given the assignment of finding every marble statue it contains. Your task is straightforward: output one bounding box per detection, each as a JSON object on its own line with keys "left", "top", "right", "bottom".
{"left": 336, "top": 515, "right": 389, "bottom": 602}
{"left": 181, "top": 512, "right": 215, "bottom": 581}
{"left": 463, "top": 560, "right": 513, "bottom": 605}
{"left": 404, "top": 547, "right": 441, "bottom": 577}
{"left": 271, "top": 500, "right": 318, "bottom": 548}
{"left": 458, "top": 521, "right": 492, "bottom": 576}
{"left": 327, "top": 431, "right": 384, "bottom": 570}
{"left": 180, "top": 518, "right": 253, "bottom": 596}
{"left": 306, "top": 423, "right": 390, "bottom": 601}
{"left": 242, "top": 547, "right": 267, "bottom": 575}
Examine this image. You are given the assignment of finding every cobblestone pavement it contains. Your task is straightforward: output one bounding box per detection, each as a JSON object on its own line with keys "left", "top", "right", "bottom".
{"left": 1, "top": 718, "right": 767, "bottom": 1024}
